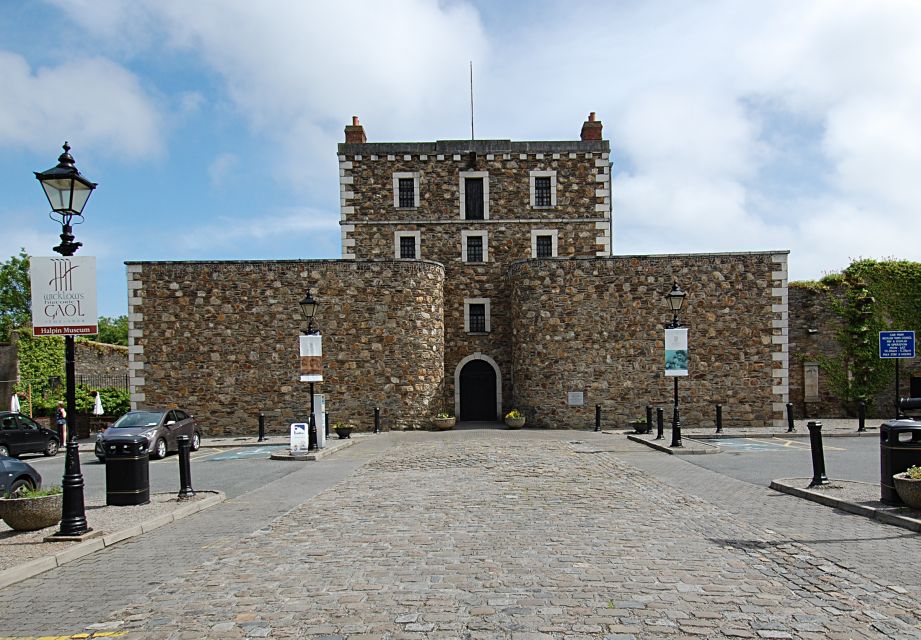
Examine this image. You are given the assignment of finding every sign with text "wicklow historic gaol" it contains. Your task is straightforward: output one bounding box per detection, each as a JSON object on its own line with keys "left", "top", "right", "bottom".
{"left": 29, "top": 256, "right": 98, "bottom": 336}
{"left": 299, "top": 334, "right": 323, "bottom": 382}
{"left": 664, "top": 328, "right": 689, "bottom": 377}
{"left": 879, "top": 331, "right": 916, "bottom": 359}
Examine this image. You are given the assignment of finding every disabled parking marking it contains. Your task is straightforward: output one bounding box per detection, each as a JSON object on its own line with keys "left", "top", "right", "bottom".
{"left": 207, "top": 446, "right": 287, "bottom": 461}
{"left": 700, "top": 437, "right": 846, "bottom": 452}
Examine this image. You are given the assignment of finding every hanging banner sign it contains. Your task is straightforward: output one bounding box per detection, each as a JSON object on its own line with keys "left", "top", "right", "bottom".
{"left": 664, "top": 328, "right": 688, "bottom": 377}
{"left": 299, "top": 334, "right": 323, "bottom": 382}
{"left": 30, "top": 256, "right": 98, "bottom": 336}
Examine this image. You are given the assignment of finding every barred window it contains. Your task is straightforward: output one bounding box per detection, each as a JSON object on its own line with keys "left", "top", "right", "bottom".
{"left": 400, "top": 236, "right": 416, "bottom": 259}
{"left": 465, "top": 177, "right": 484, "bottom": 220}
{"left": 469, "top": 303, "right": 486, "bottom": 332}
{"left": 466, "top": 236, "right": 483, "bottom": 262}
{"left": 398, "top": 178, "right": 415, "bottom": 208}
{"left": 534, "top": 176, "right": 552, "bottom": 207}
{"left": 536, "top": 235, "right": 553, "bottom": 258}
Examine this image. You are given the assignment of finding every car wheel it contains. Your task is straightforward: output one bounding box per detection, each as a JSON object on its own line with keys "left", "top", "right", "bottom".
{"left": 9, "top": 477, "right": 35, "bottom": 496}
{"left": 44, "top": 439, "right": 59, "bottom": 456}
{"left": 190, "top": 432, "right": 201, "bottom": 451}
{"left": 153, "top": 438, "right": 168, "bottom": 460}
{"left": 0, "top": 444, "right": 10, "bottom": 457}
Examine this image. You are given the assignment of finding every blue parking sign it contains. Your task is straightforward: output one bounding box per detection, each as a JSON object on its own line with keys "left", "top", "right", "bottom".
{"left": 879, "top": 331, "right": 916, "bottom": 359}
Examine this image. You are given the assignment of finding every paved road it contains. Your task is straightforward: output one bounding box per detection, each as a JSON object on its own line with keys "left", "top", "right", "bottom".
{"left": 693, "top": 435, "right": 880, "bottom": 485}
{"left": 3, "top": 429, "right": 919, "bottom": 639}
{"left": 19, "top": 445, "right": 293, "bottom": 501}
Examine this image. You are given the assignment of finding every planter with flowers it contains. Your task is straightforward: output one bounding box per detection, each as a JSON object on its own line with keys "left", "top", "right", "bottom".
{"left": 893, "top": 465, "right": 921, "bottom": 510}
{"left": 332, "top": 422, "right": 354, "bottom": 439}
{"left": 504, "top": 409, "right": 526, "bottom": 429}
{"left": 432, "top": 412, "right": 456, "bottom": 430}
{"left": 0, "top": 486, "right": 63, "bottom": 531}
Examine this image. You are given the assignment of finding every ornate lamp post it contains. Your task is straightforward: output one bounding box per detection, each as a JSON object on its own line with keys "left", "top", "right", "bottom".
{"left": 299, "top": 292, "right": 320, "bottom": 450}
{"left": 34, "top": 142, "right": 97, "bottom": 537}
{"left": 664, "top": 281, "right": 686, "bottom": 448}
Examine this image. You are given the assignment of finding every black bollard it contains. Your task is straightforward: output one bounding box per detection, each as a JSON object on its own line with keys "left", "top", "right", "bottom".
{"left": 645, "top": 405, "right": 653, "bottom": 434}
{"left": 857, "top": 400, "right": 867, "bottom": 432}
{"left": 807, "top": 421, "right": 830, "bottom": 487}
{"left": 258, "top": 412, "right": 265, "bottom": 442}
{"left": 177, "top": 435, "right": 196, "bottom": 500}
{"left": 325, "top": 412, "right": 330, "bottom": 439}
{"left": 655, "top": 407, "right": 664, "bottom": 440}
{"left": 715, "top": 404, "right": 723, "bottom": 434}
{"left": 308, "top": 415, "right": 317, "bottom": 451}
{"left": 786, "top": 402, "right": 795, "bottom": 433}
{"left": 594, "top": 404, "right": 601, "bottom": 432}
{"left": 374, "top": 407, "right": 381, "bottom": 434}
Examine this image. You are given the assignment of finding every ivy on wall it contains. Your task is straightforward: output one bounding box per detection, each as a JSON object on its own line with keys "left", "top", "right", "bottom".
{"left": 12, "top": 327, "right": 130, "bottom": 416}
{"left": 802, "top": 259, "right": 921, "bottom": 409}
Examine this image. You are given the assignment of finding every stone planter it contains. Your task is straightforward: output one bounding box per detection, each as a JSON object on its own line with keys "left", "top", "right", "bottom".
{"left": 432, "top": 417, "right": 456, "bottom": 430}
{"left": 893, "top": 473, "right": 921, "bottom": 510}
{"left": 334, "top": 427, "right": 353, "bottom": 439}
{"left": 0, "top": 493, "right": 63, "bottom": 531}
{"left": 505, "top": 417, "right": 526, "bottom": 429}
{"left": 630, "top": 421, "right": 651, "bottom": 434}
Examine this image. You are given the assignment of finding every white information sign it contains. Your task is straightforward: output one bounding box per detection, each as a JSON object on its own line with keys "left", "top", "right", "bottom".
{"left": 567, "top": 391, "right": 584, "bottom": 406}
{"left": 299, "top": 334, "right": 323, "bottom": 382}
{"left": 30, "top": 256, "right": 98, "bottom": 336}
{"left": 290, "top": 422, "right": 309, "bottom": 452}
{"left": 664, "top": 328, "right": 689, "bottom": 377}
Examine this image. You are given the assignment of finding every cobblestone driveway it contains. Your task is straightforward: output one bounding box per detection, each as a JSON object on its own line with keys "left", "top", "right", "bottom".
{"left": 99, "top": 431, "right": 920, "bottom": 639}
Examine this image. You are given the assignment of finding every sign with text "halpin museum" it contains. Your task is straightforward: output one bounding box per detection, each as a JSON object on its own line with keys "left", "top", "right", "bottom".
{"left": 30, "top": 256, "right": 98, "bottom": 336}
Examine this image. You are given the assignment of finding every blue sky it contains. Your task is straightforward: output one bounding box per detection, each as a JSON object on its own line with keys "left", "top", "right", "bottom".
{"left": 2, "top": 0, "right": 920, "bottom": 318}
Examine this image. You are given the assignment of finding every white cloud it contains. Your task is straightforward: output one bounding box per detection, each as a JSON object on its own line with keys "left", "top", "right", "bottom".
{"left": 0, "top": 51, "right": 164, "bottom": 159}
{"left": 208, "top": 153, "right": 239, "bottom": 188}
{"left": 176, "top": 207, "right": 340, "bottom": 252}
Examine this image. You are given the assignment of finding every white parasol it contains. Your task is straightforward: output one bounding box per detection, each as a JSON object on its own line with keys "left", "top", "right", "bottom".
{"left": 10, "top": 394, "right": 20, "bottom": 413}
{"left": 92, "top": 392, "right": 104, "bottom": 416}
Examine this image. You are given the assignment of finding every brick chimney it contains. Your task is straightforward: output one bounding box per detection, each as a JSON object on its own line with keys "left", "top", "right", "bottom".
{"left": 344, "top": 116, "right": 367, "bottom": 144}
{"left": 580, "top": 112, "right": 602, "bottom": 141}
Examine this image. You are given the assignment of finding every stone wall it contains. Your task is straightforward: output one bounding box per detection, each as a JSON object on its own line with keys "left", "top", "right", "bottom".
{"left": 788, "top": 283, "right": 921, "bottom": 418}
{"left": 127, "top": 260, "right": 444, "bottom": 436}
{"left": 339, "top": 139, "right": 612, "bottom": 418}
{"left": 75, "top": 340, "right": 128, "bottom": 381}
{"left": 509, "top": 252, "right": 789, "bottom": 429}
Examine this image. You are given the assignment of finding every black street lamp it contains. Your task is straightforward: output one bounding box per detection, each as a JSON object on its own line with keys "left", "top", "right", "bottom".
{"left": 299, "top": 292, "right": 319, "bottom": 450}
{"left": 35, "top": 142, "right": 97, "bottom": 537}
{"left": 664, "top": 281, "right": 686, "bottom": 448}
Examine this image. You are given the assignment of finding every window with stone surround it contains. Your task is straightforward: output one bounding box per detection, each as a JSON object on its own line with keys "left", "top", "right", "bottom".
{"left": 392, "top": 172, "right": 420, "bottom": 209}
{"left": 464, "top": 298, "right": 490, "bottom": 333}
{"left": 530, "top": 170, "right": 557, "bottom": 208}
{"left": 459, "top": 171, "right": 489, "bottom": 220}
{"left": 394, "top": 231, "right": 420, "bottom": 259}
{"left": 461, "top": 230, "right": 488, "bottom": 263}
{"left": 531, "top": 229, "right": 558, "bottom": 258}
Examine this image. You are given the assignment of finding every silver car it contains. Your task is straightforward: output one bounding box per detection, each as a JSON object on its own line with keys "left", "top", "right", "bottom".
{"left": 95, "top": 409, "right": 202, "bottom": 462}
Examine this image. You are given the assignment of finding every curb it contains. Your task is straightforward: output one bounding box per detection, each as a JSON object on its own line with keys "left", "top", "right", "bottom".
{"left": 685, "top": 431, "right": 881, "bottom": 440}
{"left": 0, "top": 491, "right": 225, "bottom": 590}
{"left": 770, "top": 479, "right": 921, "bottom": 534}
{"left": 269, "top": 438, "right": 355, "bottom": 460}
{"left": 626, "top": 434, "right": 721, "bottom": 455}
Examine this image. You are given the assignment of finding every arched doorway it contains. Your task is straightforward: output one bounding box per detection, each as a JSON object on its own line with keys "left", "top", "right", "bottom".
{"left": 458, "top": 359, "right": 498, "bottom": 421}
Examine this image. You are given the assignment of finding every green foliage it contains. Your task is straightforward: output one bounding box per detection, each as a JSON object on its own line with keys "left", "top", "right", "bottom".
{"left": 13, "top": 328, "right": 129, "bottom": 416}
{"left": 806, "top": 259, "right": 921, "bottom": 410}
{"left": 505, "top": 409, "right": 523, "bottom": 419}
{"left": 435, "top": 411, "right": 454, "bottom": 419}
{"left": 92, "top": 315, "right": 128, "bottom": 346}
{"left": 905, "top": 466, "right": 921, "bottom": 480}
{"left": 13, "top": 328, "right": 64, "bottom": 414}
{"left": 0, "top": 249, "right": 31, "bottom": 342}
{"left": 2, "top": 485, "right": 62, "bottom": 499}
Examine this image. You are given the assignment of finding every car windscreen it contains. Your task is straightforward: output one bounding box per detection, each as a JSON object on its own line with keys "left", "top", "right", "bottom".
{"left": 112, "top": 412, "right": 163, "bottom": 428}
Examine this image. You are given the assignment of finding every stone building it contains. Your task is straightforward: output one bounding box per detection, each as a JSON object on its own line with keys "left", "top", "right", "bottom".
{"left": 127, "top": 114, "right": 790, "bottom": 435}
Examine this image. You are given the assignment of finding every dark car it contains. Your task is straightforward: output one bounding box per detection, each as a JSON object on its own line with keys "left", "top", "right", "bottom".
{"left": 0, "top": 412, "right": 60, "bottom": 458}
{"left": 95, "top": 409, "right": 202, "bottom": 462}
{"left": 0, "top": 456, "right": 42, "bottom": 496}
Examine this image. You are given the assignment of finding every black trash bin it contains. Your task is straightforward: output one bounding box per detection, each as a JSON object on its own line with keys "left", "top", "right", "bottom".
{"left": 105, "top": 436, "right": 150, "bottom": 506}
{"left": 880, "top": 420, "right": 921, "bottom": 504}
